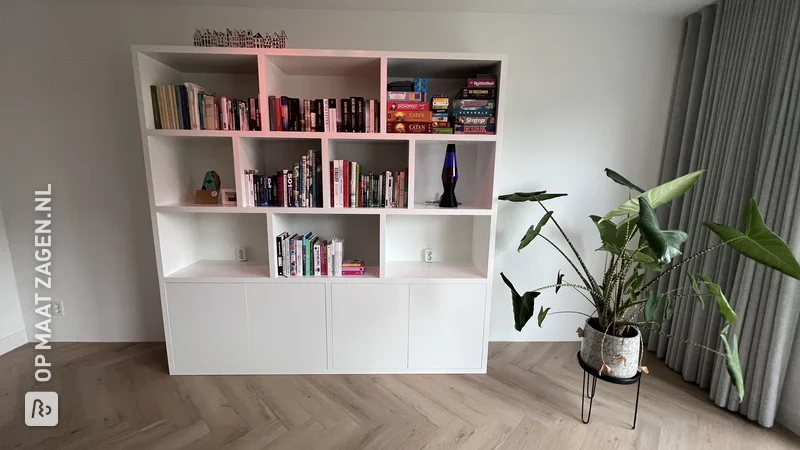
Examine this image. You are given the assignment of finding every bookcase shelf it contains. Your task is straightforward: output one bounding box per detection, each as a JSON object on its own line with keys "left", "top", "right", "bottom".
{"left": 134, "top": 46, "right": 505, "bottom": 376}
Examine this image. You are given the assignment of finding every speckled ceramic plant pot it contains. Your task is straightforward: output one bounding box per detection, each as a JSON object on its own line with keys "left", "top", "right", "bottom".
{"left": 580, "top": 318, "right": 641, "bottom": 379}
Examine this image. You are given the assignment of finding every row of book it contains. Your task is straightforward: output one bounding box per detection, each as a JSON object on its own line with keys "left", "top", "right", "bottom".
{"left": 331, "top": 161, "right": 408, "bottom": 208}
{"left": 384, "top": 76, "right": 497, "bottom": 135}
{"left": 150, "top": 84, "right": 260, "bottom": 131}
{"left": 275, "top": 233, "right": 365, "bottom": 276}
{"left": 266, "top": 97, "right": 381, "bottom": 133}
{"left": 243, "top": 150, "right": 322, "bottom": 207}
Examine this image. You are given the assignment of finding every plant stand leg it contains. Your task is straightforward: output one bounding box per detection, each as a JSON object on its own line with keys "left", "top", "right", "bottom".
{"left": 581, "top": 371, "right": 598, "bottom": 424}
{"left": 632, "top": 376, "right": 641, "bottom": 429}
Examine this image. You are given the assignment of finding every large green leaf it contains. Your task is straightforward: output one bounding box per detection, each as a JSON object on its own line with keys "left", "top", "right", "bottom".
{"left": 501, "top": 272, "right": 539, "bottom": 332}
{"left": 590, "top": 215, "right": 629, "bottom": 254}
{"left": 688, "top": 273, "right": 705, "bottom": 308}
{"left": 498, "top": 191, "right": 568, "bottom": 202}
{"left": 603, "top": 170, "right": 704, "bottom": 221}
{"left": 644, "top": 291, "right": 663, "bottom": 323}
{"left": 637, "top": 198, "right": 688, "bottom": 264}
{"left": 537, "top": 306, "right": 551, "bottom": 327}
{"left": 705, "top": 198, "right": 800, "bottom": 280}
{"left": 720, "top": 332, "right": 744, "bottom": 403}
{"left": 518, "top": 211, "right": 553, "bottom": 252}
{"left": 633, "top": 250, "right": 662, "bottom": 271}
{"left": 697, "top": 275, "right": 738, "bottom": 324}
{"left": 605, "top": 168, "right": 645, "bottom": 193}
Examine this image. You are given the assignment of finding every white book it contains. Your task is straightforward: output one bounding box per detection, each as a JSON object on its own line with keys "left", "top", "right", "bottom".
{"left": 314, "top": 240, "right": 322, "bottom": 276}
{"left": 386, "top": 171, "right": 393, "bottom": 208}
{"left": 333, "top": 237, "right": 344, "bottom": 276}
{"left": 369, "top": 99, "right": 375, "bottom": 133}
{"left": 329, "top": 106, "right": 337, "bottom": 132}
{"left": 326, "top": 241, "right": 333, "bottom": 276}
{"left": 323, "top": 98, "right": 330, "bottom": 132}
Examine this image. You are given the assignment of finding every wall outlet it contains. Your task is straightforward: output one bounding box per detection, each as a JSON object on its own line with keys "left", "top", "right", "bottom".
{"left": 236, "top": 247, "right": 247, "bottom": 262}
{"left": 423, "top": 248, "right": 434, "bottom": 263}
{"left": 52, "top": 301, "right": 64, "bottom": 316}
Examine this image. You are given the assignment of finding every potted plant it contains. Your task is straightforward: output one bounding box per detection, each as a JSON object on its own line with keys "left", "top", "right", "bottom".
{"left": 498, "top": 169, "right": 800, "bottom": 400}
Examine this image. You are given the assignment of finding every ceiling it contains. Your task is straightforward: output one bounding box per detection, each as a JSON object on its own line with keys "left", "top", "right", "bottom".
{"left": 106, "top": 0, "right": 713, "bottom": 17}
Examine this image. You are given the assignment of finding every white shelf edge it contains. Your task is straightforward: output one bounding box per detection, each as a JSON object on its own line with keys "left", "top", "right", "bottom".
{"left": 144, "top": 129, "right": 497, "bottom": 142}
{"left": 155, "top": 204, "right": 492, "bottom": 216}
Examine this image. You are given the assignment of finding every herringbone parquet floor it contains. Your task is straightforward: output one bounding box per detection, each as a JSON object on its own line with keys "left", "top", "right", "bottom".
{"left": 1, "top": 342, "right": 797, "bottom": 449}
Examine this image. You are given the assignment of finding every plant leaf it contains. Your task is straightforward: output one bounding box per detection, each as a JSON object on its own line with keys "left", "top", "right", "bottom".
{"left": 555, "top": 270, "right": 564, "bottom": 293}
{"left": 537, "top": 306, "right": 551, "bottom": 327}
{"left": 637, "top": 198, "right": 688, "bottom": 264}
{"left": 602, "top": 170, "right": 704, "bottom": 221}
{"left": 633, "top": 250, "right": 662, "bottom": 271}
{"left": 705, "top": 198, "right": 800, "bottom": 280}
{"left": 590, "top": 215, "right": 629, "bottom": 255}
{"left": 697, "top": 275, "right": 738, "bottom": 324}
{"left": 498, "top": 191, "right": 568, "bottom": 202}
{"left": 518, "top": 211, "right": 553, "bottom": 252}
{"left": 665, "top": 296, "right": 675, "bottom": 321}
{"left": 688, "top": 273, "right": 704, "bottom": 308}
{"left": 720, "top": 332, "right": 744, "bottom": 403}
{"left": 501, "top": 272, "right": 539, "bottom": 332}
{"left": 644, "top": 291, "right": 663, "bottom": 323}
{"left": 605, "top": 168, "right": 645, "bottom": 193}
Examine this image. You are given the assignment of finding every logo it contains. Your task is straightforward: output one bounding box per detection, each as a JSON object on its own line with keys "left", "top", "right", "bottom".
{"left": 25, "top": 392, "right": 58, "bottom": 426}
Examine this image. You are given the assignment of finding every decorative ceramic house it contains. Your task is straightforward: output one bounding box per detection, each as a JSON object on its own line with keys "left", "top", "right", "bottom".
{"left": 253, "top": 33, "right": 265, "bottom": 48}
{"left": 193, "top": 29, "right": 202, "bottom": 46}
{"left": 274, "top": 31, "right": 287, "bottom": 49}
{"left": 244, "top": 29, "right": 254, "bottom": 48}
{"left": 225, "top": 29, "right": 234, "bottom": 47}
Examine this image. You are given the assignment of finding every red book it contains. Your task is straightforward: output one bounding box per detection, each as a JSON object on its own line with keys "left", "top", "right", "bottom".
{"left": 274, "top": 97, "right": 282, "bottom": 131}
{"left": 343, "top": 161, "right": 349, "bottom": 208}
{"left": 277, "top": 172, "right": 284, "bottom": 206}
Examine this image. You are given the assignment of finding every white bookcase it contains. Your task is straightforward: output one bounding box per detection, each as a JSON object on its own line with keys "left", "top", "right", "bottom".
{"left": 132, "top": 46, "right": 507, "bottom": 375}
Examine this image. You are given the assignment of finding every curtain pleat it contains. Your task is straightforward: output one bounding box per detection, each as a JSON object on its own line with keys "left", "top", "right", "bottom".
{"left": 648, "top": 0, "right": 800, "bottom": 427}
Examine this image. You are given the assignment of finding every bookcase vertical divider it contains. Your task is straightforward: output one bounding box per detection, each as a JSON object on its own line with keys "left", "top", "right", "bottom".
{"left": 231, "top": 137, "right": 245, "bottom": 207}
{"left": 321, "top": 137, "right": 332, "bottom": 208}
{"left": 266, "top": 212, "right": 277, "bottom": 278}
{"left": 379, "top": 57, "right": 388, "bottom": 135}
{"left": 256, "top": 54, "right": 268, "bottom": 132}
{"left": 407, "top": 139, "right": 416, "bottom": 209}
{"left": 379, "top": 213, "right": 387, "bottom": 279}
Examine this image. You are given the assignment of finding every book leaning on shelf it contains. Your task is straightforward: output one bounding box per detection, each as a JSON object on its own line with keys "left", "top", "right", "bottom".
{"left": 243, "top": 149, "right": 323, "bottom": 207}
{"left": 276, "top": 234, "right": 362, "bottom": 277}
{"left": 150, "top": 83, "right": 261, "bottom": 131}
{"left": 330, "top": 160, "right": 408, "bottom": 208}
{"left": 266, "top": 96, "right": 380, "bottom": 133}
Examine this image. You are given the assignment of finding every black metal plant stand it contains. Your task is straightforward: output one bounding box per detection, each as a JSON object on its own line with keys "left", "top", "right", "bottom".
{"left": 577, "top": 352, "right": 642, "bottom": 429}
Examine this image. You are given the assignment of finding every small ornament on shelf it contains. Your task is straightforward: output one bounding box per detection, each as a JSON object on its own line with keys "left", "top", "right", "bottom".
{"left": 193, "top": 29, "right": 288, "bottom": 48}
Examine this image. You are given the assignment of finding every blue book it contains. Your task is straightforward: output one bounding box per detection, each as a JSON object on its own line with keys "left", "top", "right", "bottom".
{"left": 174, "top": 86, "right": 184, "bottom": 129}
{"left": 301, "top": 232, "right": 313, "bottom": 276}
{"left": 198, "top": 92, "right": 205, "bottom": 130}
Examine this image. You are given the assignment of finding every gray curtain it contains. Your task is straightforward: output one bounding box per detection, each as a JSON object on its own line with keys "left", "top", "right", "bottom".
{"left": 648, "top": 0, "right": 800, "bottom": 427}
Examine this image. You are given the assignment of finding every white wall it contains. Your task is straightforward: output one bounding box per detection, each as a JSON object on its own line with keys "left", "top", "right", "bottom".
{"left": 0, "top": 1, "right": 680, "bottom": 342}
{"left": 0, "top": 198, "right": 27, "bottom": 354}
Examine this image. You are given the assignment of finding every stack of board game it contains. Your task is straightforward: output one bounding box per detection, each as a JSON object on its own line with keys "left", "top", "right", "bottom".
{"left": 452, "top": 76, "right": 497, "bottom": 134}
{"left": 266, "top": 97, "right": 380, "bottom": 132}
{"left": 243, "top": 149, "right": 322, "bottom": 207}
{"left": 386, "top": 78, "right": 433, "bottom": 133}
{"left": 330, "top": 160, "right": 408, "bottom": 208}
{"left": 274, "top": 234, "right": 361, "bottom": 277}
{"left": 150, "top": 84, "right": 261, "bottom": 131}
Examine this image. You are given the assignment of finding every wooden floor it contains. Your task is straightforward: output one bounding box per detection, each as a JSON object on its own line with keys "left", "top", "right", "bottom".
{"left": 0, "top": 342, "right": 797, "bottom": 450}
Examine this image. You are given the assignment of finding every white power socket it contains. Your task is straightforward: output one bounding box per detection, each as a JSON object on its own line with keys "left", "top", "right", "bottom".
{"left": 236, "top": 247, "right": 247, "bottom": 262}
{"left": 52, "top": 301, "right": 65, "bottom": 316}
{"left": 423, "top": 248, "right": 434, "bottom": 263}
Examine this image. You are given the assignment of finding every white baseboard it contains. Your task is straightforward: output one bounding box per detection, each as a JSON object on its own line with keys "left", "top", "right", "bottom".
{"left": 0, "top": 329, "right": 28, "bottom": 356}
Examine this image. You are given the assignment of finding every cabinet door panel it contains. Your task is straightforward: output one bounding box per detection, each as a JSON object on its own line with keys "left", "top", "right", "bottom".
{"left": 331, "top": 284, "right": 409, "bottom": 370}
{"left": 409, "top": 283, "right": 486, "bottom": 370}
{"left": 247, "top": 284, "right": 327, "bottom": 372}
{"left": 166, "top": 283, "right": 249, "bottom": 374}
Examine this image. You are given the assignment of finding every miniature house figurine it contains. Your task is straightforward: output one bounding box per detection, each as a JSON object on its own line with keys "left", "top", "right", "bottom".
{"left": 244, "top": 29, "right": 254, "bottom": 48}
{"left": 253, "top": 33, "right": 265, "bottom": 48}
{"left": 193, "top": 29, "right": 202, "bottom": 46}
{"left": 192, "top": 28, "right": 287, "bottom": 48}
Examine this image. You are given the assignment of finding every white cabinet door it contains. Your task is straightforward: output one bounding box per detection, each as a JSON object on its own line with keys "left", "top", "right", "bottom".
{"left": 247, "top": 284, "right": 327, "bottom": 373}
{"left": 409, "top": 283, "right": 486, "bottom": 370}
{"left": 166, "top": 283, "right": 250, "bottom": 374}
{"left": 331, "top": 284, "right": 409, "bottom": 370}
